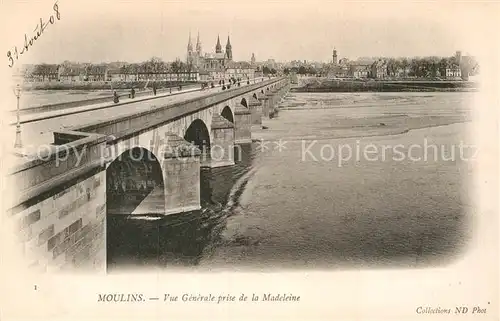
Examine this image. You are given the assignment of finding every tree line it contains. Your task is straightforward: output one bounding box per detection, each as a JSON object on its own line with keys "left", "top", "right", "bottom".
{"left": 257, "top": 66, "right": 277, "bottom": 75}
{"left": 30, "top": 57, "right": 197, "bottom": 76}
{"left": 281, "top": 55, "right": 479, "bottom": 78}
{"left": 385, "top": 56, "right": 478, "bottom": 78}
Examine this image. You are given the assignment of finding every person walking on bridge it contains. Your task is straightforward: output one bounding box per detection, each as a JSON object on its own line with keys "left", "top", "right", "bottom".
{"left": 113, "top": 91, "right": 119, "bottom": 103}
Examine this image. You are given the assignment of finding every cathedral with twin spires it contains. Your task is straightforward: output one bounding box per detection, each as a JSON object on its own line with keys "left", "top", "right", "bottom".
{"left": 187, "top": 32, "right": 233, "bottom": 71}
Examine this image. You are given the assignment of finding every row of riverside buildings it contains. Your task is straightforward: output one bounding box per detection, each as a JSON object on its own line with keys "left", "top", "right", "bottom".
{"left": 21, "top": 63, "right": 201, "bottom": 83}
{"left": 20, "top": 32, "right": 261, "bottom": 84}
{"left": 320, "top": 49, "right": 478, "bottom": 80}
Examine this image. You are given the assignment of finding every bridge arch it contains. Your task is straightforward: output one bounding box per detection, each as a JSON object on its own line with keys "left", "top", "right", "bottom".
{"left": 252, "top": 93, "right": 258, "bottom": 100}
{"left": 221, "top": 106, "right": 234, "bottom": 123}
{"left": 184, "top": 118, "right": 211, "bottom": 158}
{"left": 240, "top": 98, "right": 248, "bottom": 108}
{"left": 106, "top": 147, "right": 164, "bottom": 215}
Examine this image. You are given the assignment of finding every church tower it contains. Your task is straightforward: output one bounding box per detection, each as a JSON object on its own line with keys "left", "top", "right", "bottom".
{"left": 215, "top": 35, "right": 222, "bottom": 53}
{"left": 251, "top": 53, "right": 256, "bottom": 66}
{"left": 196, "top": 32, "right": 202, "bottom": 55}
{"left": 332, "top": 48, "right": 338, "bottom": 65}
{"left": 187, "top": 31, "right": 194, "bottom": 64}
{"left": 225, "top": 35, "right": 233, "bottom": 60}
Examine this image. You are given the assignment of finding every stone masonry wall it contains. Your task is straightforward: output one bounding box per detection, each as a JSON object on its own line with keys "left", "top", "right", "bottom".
{"left": 259, "top": 97, "right": 270, "bottom": 117}
{"left": 210, "top": 127, "right": 235, "bottom": 168}
{"left": 163, "top": 157, "right": 201, "bottom": 215}
{"left": 234, "top": 109, "right": 252, "bottom": 144}
{"left": 12, "top": 169, "right": 106, "bottom": 272}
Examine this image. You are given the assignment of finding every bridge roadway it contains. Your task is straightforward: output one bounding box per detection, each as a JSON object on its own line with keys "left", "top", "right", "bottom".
{"left": 14, "top": 83, "right": 202, "bottom": 112}
{"left": 12, "top": 78, "right": 272, "bottom": 149}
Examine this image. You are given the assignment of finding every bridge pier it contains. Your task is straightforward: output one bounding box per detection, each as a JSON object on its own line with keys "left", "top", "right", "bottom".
{"left": 282, "top": 82, "right": 290, "bottom": 98}
{"left": 234, "top": 106, "right": 252, "bottom": 144}
{"left": 278, "top": 85, "right": 284, "bottom": 98}
{"left": 273, "top": 88, "right": 282, "bottom": 115}
{"left": 266, "top": 90, "right": 278, "bottom": 119}
{"left": 274, "top": 82, "right": 289, "bottom": 110}
{"left": 249, "top": 97, "right": 263, "bottom": 131}
{"left": 276, "top": 86, "right": 286, "bottom": 105}
{"left": 283, "top": 82, "right": 291, "bottom": 96}
{"left": 162, "top": 134, "right": 202, "bottom": 215}
{"left": 208, "top": 114, "right": 235, "bottom": 168}
{"left": 258, "top": 95, "right": 271, "bottom": 118}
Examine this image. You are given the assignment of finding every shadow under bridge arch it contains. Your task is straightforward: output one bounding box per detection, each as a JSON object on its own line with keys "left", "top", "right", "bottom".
{"left": 240, "top": 98, "right": 248, "bottom": 108}
{"left": 184, "top": 119, "right": 211, "bottom": 165}
{"left": 221, "top": 106, "right": 234, "bottom": 123}
{"left": 106, "top": 147, "right": 164, "bottom": 215}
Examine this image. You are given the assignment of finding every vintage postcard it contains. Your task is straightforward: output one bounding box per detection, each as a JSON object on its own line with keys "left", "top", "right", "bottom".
{"left": 0, "top": 0, "right": 498, "bottom": 320}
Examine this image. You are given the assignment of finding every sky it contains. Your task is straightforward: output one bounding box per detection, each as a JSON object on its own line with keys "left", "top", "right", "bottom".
{"left": 2, "top": 0, "right": 497, "bottom": 66}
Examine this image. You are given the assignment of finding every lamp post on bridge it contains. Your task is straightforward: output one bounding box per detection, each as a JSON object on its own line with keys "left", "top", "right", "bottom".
{"left": 14, "top": 84, "right": 23, "bottom": 149}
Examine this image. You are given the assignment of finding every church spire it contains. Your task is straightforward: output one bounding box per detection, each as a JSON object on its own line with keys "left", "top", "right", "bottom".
{"left": 215, "top": 34, "right": 222, "bottom": 53}
{"left": 187, "top": 31, "right": 193, "bottom": 52}
{"left": 225, "top": 34, "right": 232, "bottom": 60}
{"left": 196, "top": 31, "right": 202, "bottom": 53}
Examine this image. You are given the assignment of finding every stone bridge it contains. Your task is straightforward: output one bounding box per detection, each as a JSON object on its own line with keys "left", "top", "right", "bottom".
{"left": 5, "top": 76, "right": 290, "bottom": 272}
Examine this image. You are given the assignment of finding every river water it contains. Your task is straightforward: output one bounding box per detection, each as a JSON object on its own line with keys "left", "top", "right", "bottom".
{"left": 107, "top": 91, "right": 476, "bottom": 272}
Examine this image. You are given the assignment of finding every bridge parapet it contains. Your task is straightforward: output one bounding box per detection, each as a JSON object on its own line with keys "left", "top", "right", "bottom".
{"left": 72, "top": 77, "right": 287, "bottom": 139}
{"left": 9, "top": 131, "right": 107, "bottom": 207}
{"left": 6, "top": 130, "right": 108, "bottom": 272}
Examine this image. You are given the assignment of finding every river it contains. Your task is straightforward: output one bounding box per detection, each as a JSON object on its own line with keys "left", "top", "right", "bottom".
{"left": 106, "top": 91, "right": 476, "bottom": 272}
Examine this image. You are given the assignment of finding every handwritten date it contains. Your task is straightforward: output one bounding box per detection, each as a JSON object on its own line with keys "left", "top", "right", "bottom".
{"left": 7, "top": 1, "right": 61, "bottom": 68}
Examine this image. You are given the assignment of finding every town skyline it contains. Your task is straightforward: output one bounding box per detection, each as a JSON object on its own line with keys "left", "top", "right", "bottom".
{"left": 16, "top": 51, "right": 474, "bottom": 67}
{"left": 4, "top": 0, "right": 486, "bottom": 67}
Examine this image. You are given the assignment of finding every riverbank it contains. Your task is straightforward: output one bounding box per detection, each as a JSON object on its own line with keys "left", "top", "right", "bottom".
{"left": 21, "top": 80, "right": 197, "bottom": 91}
{"left": 292, "top": 79, "right": 478, "bottom": 92}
